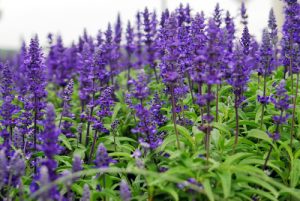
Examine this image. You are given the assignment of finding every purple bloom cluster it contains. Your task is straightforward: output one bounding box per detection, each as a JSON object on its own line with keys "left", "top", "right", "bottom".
{"left": 1, "top": 2, "right": 300, "bottom": 200}
{"left": 268, "top": 80, "right": 291, "bottom": 141}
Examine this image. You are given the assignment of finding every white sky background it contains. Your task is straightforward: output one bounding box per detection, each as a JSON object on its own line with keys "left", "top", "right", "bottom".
{"left": 0, "top": 0, "right": 281, "bottom": 50}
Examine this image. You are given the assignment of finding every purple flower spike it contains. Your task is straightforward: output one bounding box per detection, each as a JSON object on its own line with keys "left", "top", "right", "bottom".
{"left": 120, "top": 180, "right": 131, "bottom": 201}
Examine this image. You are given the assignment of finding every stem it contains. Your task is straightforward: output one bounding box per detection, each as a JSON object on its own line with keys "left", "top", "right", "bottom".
{"left": 260, "top": 73, "right": 267, "bottom": 129}
{"left": 153, "top": 65, "right": 159, "bottom": 83}
{"left": 257, "top": 73, "right": 260, "bottom": 90}
{"left": 264, "top": 111, "right": 282, "bottom": 169}
{"left": 113, "top": 131, "right": 117, "bottom": 152}
{"left": 291, "top": 73, "right": 299, "bottom": 147}
{"left": 198, "top": 82, "right": 204, "bottom": 125}
{"left": 103, "top": 174, "right": 107, "bottom": 201}
{"left": 187, "top": 74, "right": 194, "bottom": 104}
{"left": 88, "top": 131, "right": 98, "bottom": 163}
{"left": 9, "top": 126, "right": 13, "bottom": 142}
{"left": 127, "top": 55, "right": 132, "bottom": 90}
{"left": 19, "top": 180, "right": 24, "bottom": 201}
{"left": 85, "top": 80, "right": 96, "bottom": 146}
{"left": 58, "top": 102, "right": 65, "bottom": 128}
{"left": 85, "top": 108, "right": 94, "bottom": 146}
{"left": 170, "top": 86, "right": 180, "bottom": 149}
{"left": 205, "top": 85, "right": 212, "bottom": 160}
{"left": 79, "top": 101, "right": 85, "bottom": 144}
{"left": 216, "top": 85, "right": 219, "bottom": 122}
{"left": 127, "top": 67, "right": 131, "bottom": 90}
{"left": 263, "top": 144, "right": 274, "bottom": 170}
{"left": 33, "top": 97, "right": 38, "bottom": 173}
{"left": 233, "top": 96, "right": 239, "bottom": 151}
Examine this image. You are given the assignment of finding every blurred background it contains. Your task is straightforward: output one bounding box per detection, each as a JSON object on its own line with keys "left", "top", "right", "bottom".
{"left": 0, "top": 0, "right": 284, "bottom": 52}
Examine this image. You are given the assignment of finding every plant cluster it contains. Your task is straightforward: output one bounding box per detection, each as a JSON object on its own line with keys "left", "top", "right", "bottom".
{"left": 1, "top": 1, "right": 300, "bottom": 200}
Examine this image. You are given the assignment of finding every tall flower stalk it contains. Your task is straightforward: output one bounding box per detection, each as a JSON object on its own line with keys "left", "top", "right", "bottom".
{"left": 258, "top": 29, "right": 274, "bottom": 129}
{"left": 25, "top": 36, "right": 47, "bottom": 171}
{"left": 264, "top": 80, "right": 290, "bottom": 169}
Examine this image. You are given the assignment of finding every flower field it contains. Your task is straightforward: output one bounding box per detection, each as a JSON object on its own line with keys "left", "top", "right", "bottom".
{"left": 1, "top": 1, "right": 300, "bottom": 200}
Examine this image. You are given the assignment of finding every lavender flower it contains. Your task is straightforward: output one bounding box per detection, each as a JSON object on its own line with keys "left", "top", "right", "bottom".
{"left": 225, "top": 11, "right": 235, "bottom": 53}
{"left": 0, "top": 149, "right": 7, "bottom": 189}
{"left": 132, "top": 104, "right": 163, "bottom": 149}
{"left": 8, "top": 150, "right": 26, "bottom": 187}
{"left": 213, "top": 3, "right": 222, "bottom": 28}
{"left": 135, "top": 11, "right": 144, "bottom": 69}
{"left": 241, "top": 26, "right": 251, "bottom": 55}
{"left": 150, "top": 93, "right": 167, "bottom": 126}
{"left": 257, "top": 28, "right": 274, "bottom": 127}
{"left": 81, "top": 184, "right": 90, "bottom": 201}
{"left": 240, "top": 2, "right": 248, "bottom": 25}
{"left": 72, "top": 155, "right": 83, "bottom": 173}
{"left": 25, "top": 36, "right": 47, "bottom": 166}
{"left": 143, "top": 8, "right": 158, "bottom": 81}
{"left": 0, "top": 63, "right": 19, "bottom": 131}
{"left": 125, "top": 21, "right": 135, "bottom": 87}
{"left": 264, "top": 80, "right": 291, "bottom": 169}
{"left": 40, "top": 104, "right": 61, "bottom": 180}
{"left": 60, "top": 79, "right": 75, "bottom": 138}
{"left": 78, "top": 43, "right": 92, "bottom": 109}
{"left": 227, "top": 43, "right": 251, "bottom": 147}
{"left": 129, "top": 72, "right": 149, "bottom": 102}
{"left": 120, "top": 180, "right": 131, "bottom": 201}
{"left": 268, "top": 9, "right": 278, "bottom": 48}
{"left": 94, "top": 143, "right": 114, "bottom": 168}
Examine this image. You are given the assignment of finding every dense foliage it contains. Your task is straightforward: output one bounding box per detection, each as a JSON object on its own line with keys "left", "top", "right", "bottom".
{"left": 1, "top": 1, "right": 300, "bottom": 200}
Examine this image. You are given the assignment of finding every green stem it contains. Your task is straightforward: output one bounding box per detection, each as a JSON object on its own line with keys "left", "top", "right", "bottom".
{"left": 170, "top": 86, "right": 180, "bottom": 149}
{"left": 291, "top": 73, "right": 299, "bottom": 147}
{"left": 260, "top": 73, "right": 267, "bottom": 129}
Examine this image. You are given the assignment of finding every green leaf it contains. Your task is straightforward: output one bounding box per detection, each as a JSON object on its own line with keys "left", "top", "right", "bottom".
{"left": 290, "top": 159, "right": 300, "bottom": 188}
{"left": 212, "top": 122, "right": 231, "bottom": 135}
{"left": 73, "top": 147, "right": 87, "bottom": 159}
{"left": 71, "top": 183, "right": 83, "bottom": 195}
{"left": 244, "top": 189, "right": 277, "bottom": 201}
{"left": 224, "top": 153, "right": 253, "bottom": 165}
{"left": 59, "top": 135, "right": 72, "bottom": 150}
{"left": 160, "top": 187, "right": 179, "bottom": 201}
{"left": 247, "top": 129, "right": 272, "bottom": 144}
{"left": 111, "top": 102, "right": 122, "bottom": 122}
{"left": 203, "top": 179, "right": 215, "bottom": 201}
{"left": 160, "top": 124, "right": 195, "bottom": 150}
{"left": 109, "top": 152, "right": 132, "bottom": 159}
{"left": 237, "top": 176, "right": 278, "bottom": 197}
{"left": 218, "top": 172, "right": 231, "bottom": 199}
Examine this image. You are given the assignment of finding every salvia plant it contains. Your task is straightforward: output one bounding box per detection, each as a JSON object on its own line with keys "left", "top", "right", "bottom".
{"left": 1, "top": 1, "right": 300, "bottom": 201}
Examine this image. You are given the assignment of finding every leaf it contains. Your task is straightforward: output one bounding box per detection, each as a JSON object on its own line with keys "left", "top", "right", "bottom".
{"left": 244, "top": 189, "right": 277, "bottom": 201}
{"left": 160, "top": 124, "right": 195, "bottom": 150}
{"left": 218, "top": 172, "right": 231, "bottom": 199}
{"left": 247, "top": 129, "right": 272, "bottom": 144}
{"left": 73, "top": 147, "right": 87, "bottom": 159}
{"left": 237, "top": 176, "right": 278, "bottom": 197}
{"left": 212, "top": 122, "right": 231, "bottom": 135}
{"left": 224, "top": 153, "right": 253, "bottom": 165}
{"left": 160, "top": 187, "right": 179, "bottom": 201}
{"left": 109, "top": 152, "right": 132, "bottom": 159}
{"left": 290, "top": 159, "right": 300, "bottom": 188}
{"left": 203, "top": 179, "right": 215, "bottom": 201}
{"left": 59, "top": 134, "right": 72, "bottom": 150}
{"left": 71, "top": 183, "right": 83, "bottom": 195}
{"left": 111, "top": 102, "right": 122, "bottom": 122}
